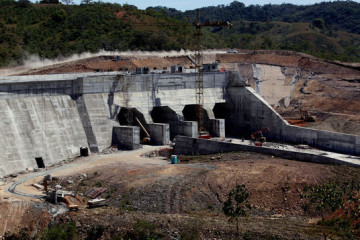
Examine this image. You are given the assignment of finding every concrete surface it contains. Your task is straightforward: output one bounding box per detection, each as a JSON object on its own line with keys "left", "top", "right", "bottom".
{"left": 148, "top": 123, "right": 170, "bottom": 145}
{"left": 0, "top": 69, "right": 359, "bottom": 177}
{"left": 0, "top": 96, "right": 88, "bottom": 177}
{"left": 112, "top": 126, "right": 141, "bottom": 150}
{"left": 227, "top": 85, "right": 360, "bottom": 156}
{"left": 173, "top": 136, "right": 360, "bottom": 167}
{"left": 208, "top": 119, "right": 225, "bottom": 138}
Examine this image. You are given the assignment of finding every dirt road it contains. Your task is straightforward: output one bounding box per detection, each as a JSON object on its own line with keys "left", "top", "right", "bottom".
{"left": 0, "top": 146, "right": 167, "bottom": 236}
{"left": 3, "top": 145, "right": 167, "bottom": 199}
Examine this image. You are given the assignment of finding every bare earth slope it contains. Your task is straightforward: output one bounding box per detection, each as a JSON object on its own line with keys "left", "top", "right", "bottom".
{"left": 2, "top": 149, "right": 360, "bottom": 239}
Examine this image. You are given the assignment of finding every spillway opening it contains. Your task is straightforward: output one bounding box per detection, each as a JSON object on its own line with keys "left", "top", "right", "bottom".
{"left": 118, "top": 107, "right": 149, "bottom": 142}
{"left": 151, "top": 106, "right": 181, "bottom": 140}
{"left": 213, "top": 102, "right": 232, "bottom": 137}
{"left": 182, "top": 104, "right": 210, "bottom": 131}
{"left": 35, "top": 157, "right": 45, "bottom": 168}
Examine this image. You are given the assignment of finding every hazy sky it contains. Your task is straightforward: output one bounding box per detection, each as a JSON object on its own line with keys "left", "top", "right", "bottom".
{"left": 103, "top": 0, "right": 360, "bottom": 11}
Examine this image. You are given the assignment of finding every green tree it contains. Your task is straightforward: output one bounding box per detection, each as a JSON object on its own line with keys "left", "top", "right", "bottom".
{"left": 303, "top": 182, "right": 344, "bottom": 222}
{"left": 223, "top": 184, "right": 251, "bottom": 233}
{"left": 312, "top": 18, "right": 326, "bottom": 29}
{"left": 41, "top": 222, "right": 77, "bottom": 240}
{"left": 17, "top": 0, "right": 31, "bottom": 8}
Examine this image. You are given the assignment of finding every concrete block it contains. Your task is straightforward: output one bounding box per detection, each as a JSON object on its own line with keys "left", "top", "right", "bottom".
{"left": 148, "top": 123, "right": 170, "bottom": 145}
{"left": 173, "top": 121, "right": 198, "bottom": 138}
{"left": 112, "top": 126, "right": 141, "bottom": 150}
{"left": 208, "top": 119, "right": 225, "bottom": 138}
{"left": 355, "top": 137, "right": 360, "bottom": 155}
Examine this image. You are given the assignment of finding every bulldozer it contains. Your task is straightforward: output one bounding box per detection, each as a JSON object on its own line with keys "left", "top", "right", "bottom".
{"left": 300, "top": 109, "right": 316, "bottom": 122}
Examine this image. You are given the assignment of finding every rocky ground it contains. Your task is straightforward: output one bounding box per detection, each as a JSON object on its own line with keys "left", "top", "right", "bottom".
{"left": 2, "top": 149, "right": 360, "bottom": 239}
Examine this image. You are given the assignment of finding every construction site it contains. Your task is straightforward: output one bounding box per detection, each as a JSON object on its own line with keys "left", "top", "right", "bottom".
{"left": 0, "top": 49, "right": 360, "bottom": 239}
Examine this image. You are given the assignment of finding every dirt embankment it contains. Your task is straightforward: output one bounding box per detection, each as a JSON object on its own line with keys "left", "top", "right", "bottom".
{"left": 217, "top": 50, "right": 360, "bottom": 135}
{"left": 4, "top": 150, "right": 359, "bottom": 239}
{"left": 57, "top": 152, "right": 360, "bottom": 238}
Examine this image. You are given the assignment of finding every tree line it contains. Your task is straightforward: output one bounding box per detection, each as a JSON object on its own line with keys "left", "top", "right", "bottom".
{"left": 0, "top": 0, "right": 359, "bottom": 67}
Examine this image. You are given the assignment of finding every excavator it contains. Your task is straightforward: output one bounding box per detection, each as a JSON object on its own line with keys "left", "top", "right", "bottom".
{"left": 300, "top": 109, "right": 316, "bottom": 122}
{"left": 135, "top": 117, "right": 151, "bottom": 144}
{"left": 250, "top": 128, "right": 270, "bottom": 144}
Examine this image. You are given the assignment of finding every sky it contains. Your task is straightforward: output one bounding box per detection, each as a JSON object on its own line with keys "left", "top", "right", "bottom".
{"left": 100, "top": 0, "right": 360, "bottom": 11}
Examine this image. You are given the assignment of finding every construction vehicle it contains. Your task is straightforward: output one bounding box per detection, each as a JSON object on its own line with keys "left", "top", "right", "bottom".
{"left": 63, "top": 195, "right": 79, "bottom": 210}
{"left": 300, "top": 109, "right": 316, "bottom": 122}
{"left": 250, "top": 128, "right": 270, "bottom": 143}
{"left": 135, "top": 117, "right": 151, "bottom": 143}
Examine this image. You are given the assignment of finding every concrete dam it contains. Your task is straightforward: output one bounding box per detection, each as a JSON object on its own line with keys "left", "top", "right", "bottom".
{"left": 0, "top": 67, "right": 359, "bottom": 176}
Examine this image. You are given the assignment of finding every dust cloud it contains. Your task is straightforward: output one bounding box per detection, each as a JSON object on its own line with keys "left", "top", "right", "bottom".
{"left": 0, "top": 49, "right": 226, "bottom": 76}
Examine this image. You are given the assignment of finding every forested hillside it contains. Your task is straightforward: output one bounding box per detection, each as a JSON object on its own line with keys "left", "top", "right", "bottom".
{"left": 152, "top": 1, "right": 360, "bottom": 34}
{"left": 0, "top": 0, "right": 360, "bottom": 67}
{"left": 152, "top": 1, "right": 360, "bottom": 62}
{"left": 0, "top": 0, "right": 225, "bottom": 66}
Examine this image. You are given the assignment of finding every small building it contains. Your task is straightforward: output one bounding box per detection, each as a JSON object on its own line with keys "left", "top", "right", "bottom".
{"left": 171, "top": 65, "right": 184, "bottom": 73}
{"left": 203, "top": 63, "right": 219, "bottom": 72}
{"left": 136, "top": 67, "right": 150, "bottom": 74}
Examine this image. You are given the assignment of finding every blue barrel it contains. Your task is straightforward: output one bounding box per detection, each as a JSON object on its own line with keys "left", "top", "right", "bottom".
{"left": 171, "top": 155, "right": 178, "bottom": 164}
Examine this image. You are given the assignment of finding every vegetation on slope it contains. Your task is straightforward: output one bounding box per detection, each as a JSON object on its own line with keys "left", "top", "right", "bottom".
{"left": 152, "top": 1, "right": 360, "bottom": 62}
{"left": 0, "top": 0, "right": 360, "bottom": 67}
{"left": 153, "top": 1, "right": 360, "bottom": 34}
{"left": 0, "top": 0, "right": 224, "bottom": 66}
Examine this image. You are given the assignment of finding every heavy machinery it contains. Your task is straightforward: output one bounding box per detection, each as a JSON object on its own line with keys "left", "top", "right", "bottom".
{"left": 300, "top": 109, "right": 316, "bottom": 122}
{"left": 135, "top": 117, "right": 151, "bottom": 143}
{"left": 63, "top": 195, "right": 79, "bottom": 211}
{"left": 250, "top": 128, "right": 270, "bottom": 143}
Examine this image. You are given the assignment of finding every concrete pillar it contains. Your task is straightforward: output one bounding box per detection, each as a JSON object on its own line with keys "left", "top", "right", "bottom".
{"left": 148, "top": 123, "right": 170, "bottom": 145}
{"left": 112, "top": 126, "right": 141, "bottom": 150}
{"left": 173, "top": 121, "right": 198, "bottom": 138}
{"left": 208, "top": 119, "right": 225, "bottom": 138}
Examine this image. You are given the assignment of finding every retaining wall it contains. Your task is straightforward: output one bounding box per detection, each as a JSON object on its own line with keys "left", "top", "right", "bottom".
{"left": 228, "top": 86, "right": 360, "bottom": 156}
{"left": 173, "top": 136, "right": 359, "bottom": 167}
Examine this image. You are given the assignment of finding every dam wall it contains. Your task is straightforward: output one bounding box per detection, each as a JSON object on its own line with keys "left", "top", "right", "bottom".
{"left": 0, "top": 67, "right": 358, "bottom": 176}
{"left": 73, "top": 73, "right": 228, "bottom": 151}
{"left": 0, "top": 95, "right": 88, "bottom": 177}
{"left": 0, "top": 72, "right": 229, "bottom": 176}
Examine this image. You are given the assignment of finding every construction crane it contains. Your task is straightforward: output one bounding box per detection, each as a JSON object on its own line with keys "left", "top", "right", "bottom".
{"left": 193, "top": 10, "right": 231, "bottom": 134}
